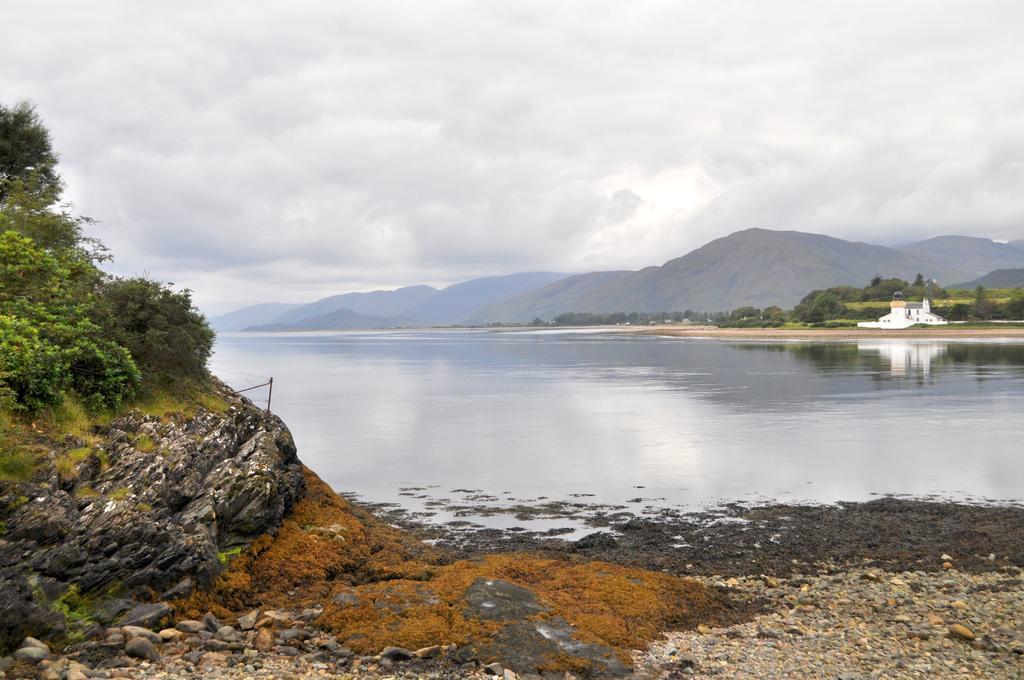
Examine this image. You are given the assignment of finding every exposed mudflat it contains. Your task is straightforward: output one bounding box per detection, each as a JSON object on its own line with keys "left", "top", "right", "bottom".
{"left": 362, "top": 494, "right": 1024, "bottom": 577}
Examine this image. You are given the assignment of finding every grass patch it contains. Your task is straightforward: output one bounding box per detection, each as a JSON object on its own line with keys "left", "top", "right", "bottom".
{"left": 108, "top": 487, "right": 131, "bottom": 501}
{"left": 55, "top": 445, "right": 94, "bottom": 480}
{"left": 134, "top": 434, "right": 156, "bottom": 452}
{"left": 74, "top": 486, "right": 100, "bottom": 498}
{"left": 138, "top": 502, "right": 152, "bottom": 512}
{"left": 133, "top": 384, "right": 229, "bottom": 421}
{"left": 0, "top": 447, "right": 37, "bottom": 481}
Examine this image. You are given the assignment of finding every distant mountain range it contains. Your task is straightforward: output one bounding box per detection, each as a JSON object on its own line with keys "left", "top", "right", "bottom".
{"left": 896, "top": 236, "right": 1024, "bottom": 279}
{"left": 210, "top": 272, "right": 566, "bottom": 331}
{"left": 246, "top": 307, "right": 415, "bottom": 332}
{"left": 954, "top": 268, "right": 1024, "bottom": 289}
{"left": 211, "top": 229, "right": 1024, "bottom": 329}
{"left": 207, "top": 302, "right": 305, "bottom": 332}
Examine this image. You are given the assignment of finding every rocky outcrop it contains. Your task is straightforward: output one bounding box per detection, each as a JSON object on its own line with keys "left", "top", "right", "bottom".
{"left": 0, "top": 384, "right": 304, "bottom": 652}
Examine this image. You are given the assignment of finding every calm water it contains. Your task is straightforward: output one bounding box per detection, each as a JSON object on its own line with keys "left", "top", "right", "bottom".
{"left": 211, "top": 331, "right": 1024, "bottom": 519}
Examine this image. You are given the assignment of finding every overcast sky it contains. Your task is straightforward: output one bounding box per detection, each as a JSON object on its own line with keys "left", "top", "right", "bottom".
{"left": 4, "top": 1, "right": 1024, "bottom": 312}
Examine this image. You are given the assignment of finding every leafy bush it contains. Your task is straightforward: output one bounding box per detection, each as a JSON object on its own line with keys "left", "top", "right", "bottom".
{"left": 0, "top": 231, "right": 140, "bottom": 412}
{"left": 91, "top": 277, "right": 214, "bottom": 392}
{"left": 0, "top": 315, "right": 65, "bottom": 412}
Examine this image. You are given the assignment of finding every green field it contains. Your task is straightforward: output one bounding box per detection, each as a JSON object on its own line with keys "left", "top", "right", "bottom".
{"left": 844, "top": 289, "right": 1016, "bottom": 311}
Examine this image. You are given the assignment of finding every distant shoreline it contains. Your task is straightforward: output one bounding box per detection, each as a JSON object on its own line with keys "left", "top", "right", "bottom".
{"left": 226, "top": 324, "right": 1024, "bottom": 339}
{"left": 628, "top": 324, "right": 1024, "bottom": 340}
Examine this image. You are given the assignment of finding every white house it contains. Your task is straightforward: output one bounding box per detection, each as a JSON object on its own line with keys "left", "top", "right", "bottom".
{"left": 857, "top": 292, "right": 948, "bottom": 329}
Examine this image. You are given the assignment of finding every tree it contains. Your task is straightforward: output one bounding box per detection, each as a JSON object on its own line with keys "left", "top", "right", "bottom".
{"left": 730, "top": 306, "right": 759, "bottom": 321}
{"left": 90, "top": 278, "right": 214, "bottom": 391}
{"left": 0, "top": 101, "right": 61, "bottom": 205}
{"left": 972, "top": 285, "right": 995, "bottom": 320}
{"left": 1005, "top": 289, "right": 1024, "bottom": 320}
{"left": 912, "top": 273, "right": 925, "bottom": 287}
{"left": 946, "top": 303, "right": 971, "bottom": 321}
{"left": 800, "top": 292, "right": 846, "bottom": 323}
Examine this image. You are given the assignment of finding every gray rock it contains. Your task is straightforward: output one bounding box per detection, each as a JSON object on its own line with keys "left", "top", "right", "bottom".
{"left": 125, "top": 636, "right": 160, "bottom": 661}
{"left": 159, "top": 577, "right": 194, "bottom": 601}
{"left": 175, "top": 620, "right": 205, "bottom": 634}
{"left": 332, "top": 590, "right": 358, "bottom": 606}
{"left": 573, "top": 532, "right": 618, "bottom": 551}
{"left": 19, "top": 637, "right": 49, "bottom": 651}
{"left": 297, "top": 607, "right": 322, "bottom": 621}
{"left": 202, "top": 611, "right": 222, "bottom": 632}
{"left": 215, "top": 625, "right": 238, "bottom": 642}
{"left": 91, "top": 599, "right": 133, "bottom": 625}
{"left": 278, "top": 628, "right": 309, "bottom": 643}
{"left": 201, "top": 639, "right": 230, "bottom": 651}
{"left": 381, "top": 646, "right": 414, "bottom": 661}
{"left": 182, "top": 650, "right": 204, "bottom": 665}
{"left": 12, "top": 645, "right": 49, "bottom": 663}
{"left": 415, "top": 644, "right": 441, "bottom": 659}
{"left": 463, "top": 578, "right": 546, "bottom": 622}
{"left": 118, "top": 602, "right": 172, "bottom": 629}
{"left": 482, "top": 618, "right": 630, "bottom": 677}
{"left": 237, "top": 610, "right": 258, "bottom": 631}
{"left": 485, "top": 661, "right": 505, "bottom": 675}
{"left": 121, "top": 626, "right": 162, "bottom": 644}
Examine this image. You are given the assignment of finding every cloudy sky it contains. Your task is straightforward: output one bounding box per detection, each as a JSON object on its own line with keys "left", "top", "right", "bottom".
{"left": 4, "top": 1, "right": 1024, "bottom": 312}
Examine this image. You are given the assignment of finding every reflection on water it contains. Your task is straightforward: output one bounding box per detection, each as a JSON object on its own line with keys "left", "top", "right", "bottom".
{"left": 211, "top": 331, "right": 1024, "bottom": 515}
{"left": 857, "top": 341, "right": 946, "bottom": 376}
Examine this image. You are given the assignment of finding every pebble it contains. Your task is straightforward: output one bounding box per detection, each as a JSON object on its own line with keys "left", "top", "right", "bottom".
{"left": 175, "top": 620, "right": 204, "bottom": 634}
{"left": 12, "top": 645, "right": 49, "bottom": 664}
{"left": 237, "top": 610, "right": 259, "bottom": 631}
{"left": 637, "top": 565, "right": 1024, "bottom": 679}
{"left": 947, "top": 623, "right": 975, "bottom": 641}
{"left": 380, "top": 646, "right": 413, "bottom": 661}
{"left": 124, "top": 637, "right": 159, "bottom": 661}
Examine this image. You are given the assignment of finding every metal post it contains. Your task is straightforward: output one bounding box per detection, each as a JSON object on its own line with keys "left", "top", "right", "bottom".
{"left": 266, "top": 377, "right": 273, "bottom": 414}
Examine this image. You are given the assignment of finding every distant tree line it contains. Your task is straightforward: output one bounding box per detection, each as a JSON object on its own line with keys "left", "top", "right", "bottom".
{"left": 1, "top": 101, "right": 215, "bottom": 413}
{"left": 532, "top": 275, "right": 1024, "bottom": 329}
{"left": 533, "top": 311, "right": 690, "bottom": 326}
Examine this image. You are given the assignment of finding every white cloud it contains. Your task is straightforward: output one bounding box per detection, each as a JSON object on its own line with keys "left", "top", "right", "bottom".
{"left": 4, "top": 0, "right": 1023, "bottom": 312}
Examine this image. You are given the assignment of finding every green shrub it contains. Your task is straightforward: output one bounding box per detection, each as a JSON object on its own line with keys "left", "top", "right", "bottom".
{"left": 0, "top": 315, "right": 66, "bottom": 411}
{"left": 91, "top": 277, "right": 214, "bottom": 392}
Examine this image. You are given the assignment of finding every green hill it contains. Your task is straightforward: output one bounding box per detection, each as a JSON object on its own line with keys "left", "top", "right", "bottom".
{"left": 953, "top": 268, "right": 1024, "bottom": 289}
{"left": 469, "top": 229, "right": 969, "bottom": 323}
{"left": 898, "top": 236, "right": 1024, "bottom": 279}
